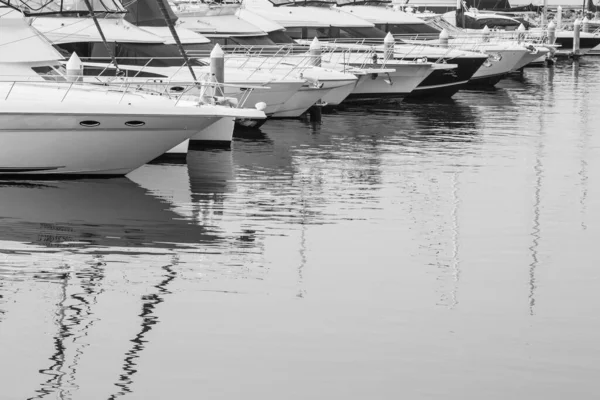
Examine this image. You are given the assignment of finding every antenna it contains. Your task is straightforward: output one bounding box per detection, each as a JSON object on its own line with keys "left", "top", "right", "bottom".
{"left": 154, "top": 0, "right": 199, "bottom": 83}
{"left": 82, "top": 0, "right": 121, "bottom": 73}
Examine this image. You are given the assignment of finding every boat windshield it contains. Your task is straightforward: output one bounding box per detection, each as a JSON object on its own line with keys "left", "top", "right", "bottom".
{"left": 341, "top": 26, "right": 388, "bottom": 38}
{"left": 268, "top": 30, "right": 297, "bottom": 44}
{"left": 375, "top": 23, "right": 441, "bottom": 35}
{"left": 54, "top": 42, "right": 211, "bottom": 67}
{"left": 234, "top": 35, "right": 278, "bottom": 45}
{"left": 285, "top": 25, "right": 386, "bottom": 39}
{"left": 0, "top": 0, "right": 125, "bottom": 15}
{"left": 473, "top": 17, "right": 520, "bottom": 29}
{"left": 31, "top": 64, "right": 67, "bottom": 81}
{"left": 425, "top": 16, "right": 463, "bottom": 35}
{"left": 208, "top": 35, "right": 277, "bottom": 46}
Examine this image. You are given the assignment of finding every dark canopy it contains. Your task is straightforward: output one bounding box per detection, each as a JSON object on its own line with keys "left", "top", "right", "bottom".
{"left": 124, "top": 0, "right": 178, "bottom": 27}
{"left": 464, "top": 0, "right": 512, "bottom": 9}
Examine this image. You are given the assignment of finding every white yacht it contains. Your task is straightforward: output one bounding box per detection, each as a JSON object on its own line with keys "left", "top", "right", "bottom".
{"left": 172, "top": 0, "right": 360, "bottom": 111}
{"left": 333, "top": 1, "right": 546, "bottom": 85}
{"left": 0, "top": 1, "right": 308, "bottom": 131}
{"left": 441, "top": 7, "right": 600, "bottom": 57}
{"left": 241, "top": 0, "right": 491, "bottom": 97}
{"left": 237, "top": 7, "right": 450, "bottom": 100}
{"left": 0, "top": 18, "right": 265, "bottom": 176}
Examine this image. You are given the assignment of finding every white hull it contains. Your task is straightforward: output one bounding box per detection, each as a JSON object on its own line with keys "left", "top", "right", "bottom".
{"left": 346, "top": 63, "right": 434, "bottom": 100}
{"left": 0, "top": 112, "right": 220, "bottom": 175}
{"left": 315, "top": 78, "right": 358, "bottom": 105}
{"left": 271, "top": 86, "right": 332, "bottom": 118}
{"left": 190, "top": 116, "right": 235, "bottom": 145}
{"left": 78, "top": 63, "right": 304, "bottom": 117}
{"left": 235, "top": 81, "right": 304, "bottom": 115}
{"left": 471, "top": 49, "right": 526, "bottom": 81}
{"left": 166, "top": 139, "right": 190, "bottom": 155}
{"left": 220, "top": 59, "right": 358, "bottom": 114}
{"left": 0, "top": 81, "right": 265, "bottom": 175}
{"left": 512, "top": 47, "right": 550, "bottom": 70}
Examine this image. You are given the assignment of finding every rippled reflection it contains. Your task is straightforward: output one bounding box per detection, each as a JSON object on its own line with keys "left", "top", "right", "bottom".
{"left": 28, "top": 257, "right": 105, "bottom": 400}
{"left": 0, "top": 178, "right": 215, "bottom": 252}
{"left": 108, "top": 259, "right": 177, "bottom": 399}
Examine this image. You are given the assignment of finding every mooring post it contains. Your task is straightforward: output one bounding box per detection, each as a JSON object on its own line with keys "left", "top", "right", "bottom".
{"left": 547, "top": 20, "right": 556, "bottom": 45}
{"left": 66, "top": 52, "right": 83, "bottom": 83}
{"left": 482, "top": 25, "right": 491, "bottom": 43}
{"left": 383, "top": 32, "right": 395, "bottom": 63}
{"left": 573, "top": 18, "right": 581, "bottom": 56}
{"left": 517, "top": 23, "right": 526, "bottom": 43}
{"left": 210, "top": 43, "right": 225, "bottom": 97}
{"left": 583, "top": 16, "right": 590, "bottom": 33}
{"left": 439, "top": 28, "right": 449, "bottom": 48}
{"left": 309, "top": 37, "right": 322, "bottom": 67}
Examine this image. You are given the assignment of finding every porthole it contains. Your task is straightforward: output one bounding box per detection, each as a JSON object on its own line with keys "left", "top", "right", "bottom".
{"left": 170, "top": 86, "right": 185, "bottom": 92}
{"left": 125, "top": 120, "right": 146, "bottom": 127}
{"left": 80, "top": 120, "right": 100, "bottom": 127}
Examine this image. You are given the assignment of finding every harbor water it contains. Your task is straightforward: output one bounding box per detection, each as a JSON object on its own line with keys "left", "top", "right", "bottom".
{"left": 1, "top": 60, "right": 599, "bottom": 399}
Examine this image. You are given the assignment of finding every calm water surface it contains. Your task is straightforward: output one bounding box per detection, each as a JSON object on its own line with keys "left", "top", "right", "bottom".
{"left": 1, "top": 60, "right": 599, "bottom": 399}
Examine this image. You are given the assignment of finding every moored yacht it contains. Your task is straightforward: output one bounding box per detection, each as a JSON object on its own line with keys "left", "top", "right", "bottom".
{"left": 241, "top": 0, "right": 489, "bottom": 97}
{"left": 171, "top": 0, "right": 361, "bottom": 109}
{"left": 0, "top": 17, "right": 265, "bottom": 176}
{"left": 0, "top": 0, "right": 308, "bottom": 131}
{"left": 334, "top": 0, "right": 545, "bottom": 85}
{"left": 441, "top": 6, "right": 600, "bottom": 57}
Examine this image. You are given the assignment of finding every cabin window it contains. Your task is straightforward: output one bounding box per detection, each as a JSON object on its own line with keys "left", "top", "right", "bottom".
{"left": 475, "top": 18, "right": 520, "bottom": 30}
{"left": 230, "top": 36, "right": 277, "bottom": 46}
{"left": 307, "top": 27, "right": 331, "bottom": 39}
{"left": 285, "top": 27, "right": 304, "bottom": 39}
{"left": 32, "top": 65, "right": 67, "bottom": 81}
{"left": 338, "top": 27, "right": 387, "bottom": 39}
{"left": 379, "top": 23, "right": 441, "bottom": 35}
{"left": 210, "top": 38, "right": 229, "bottom": 47}
{"left": 284, "top": 27, "right": 330, "bottom": 39}
{"left": 268, "top": 30, "right": 296, "bottom": 44}
{"left": 82, "top": 66, "right": 167, "bottom": 78}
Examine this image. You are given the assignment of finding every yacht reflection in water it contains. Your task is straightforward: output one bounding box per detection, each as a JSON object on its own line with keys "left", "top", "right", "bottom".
{"left": 0, "top": 169, "right": 265, "bottom": 399}
{"left": 0, "top": 178, "right": 218, "bottom": 252}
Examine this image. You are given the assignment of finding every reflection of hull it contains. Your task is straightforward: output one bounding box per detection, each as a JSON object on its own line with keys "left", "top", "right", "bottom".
{"left": 0, "top": 178, "right": 214, "bottom": 249}
{"left": 128, "top": 162, "right": 195, "bottom": 220}
{"left": 187, "top": 148, "right": 235, "bottom": 195}
{"left": 186, "top": 149, "right": 236, "bottom": 226}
